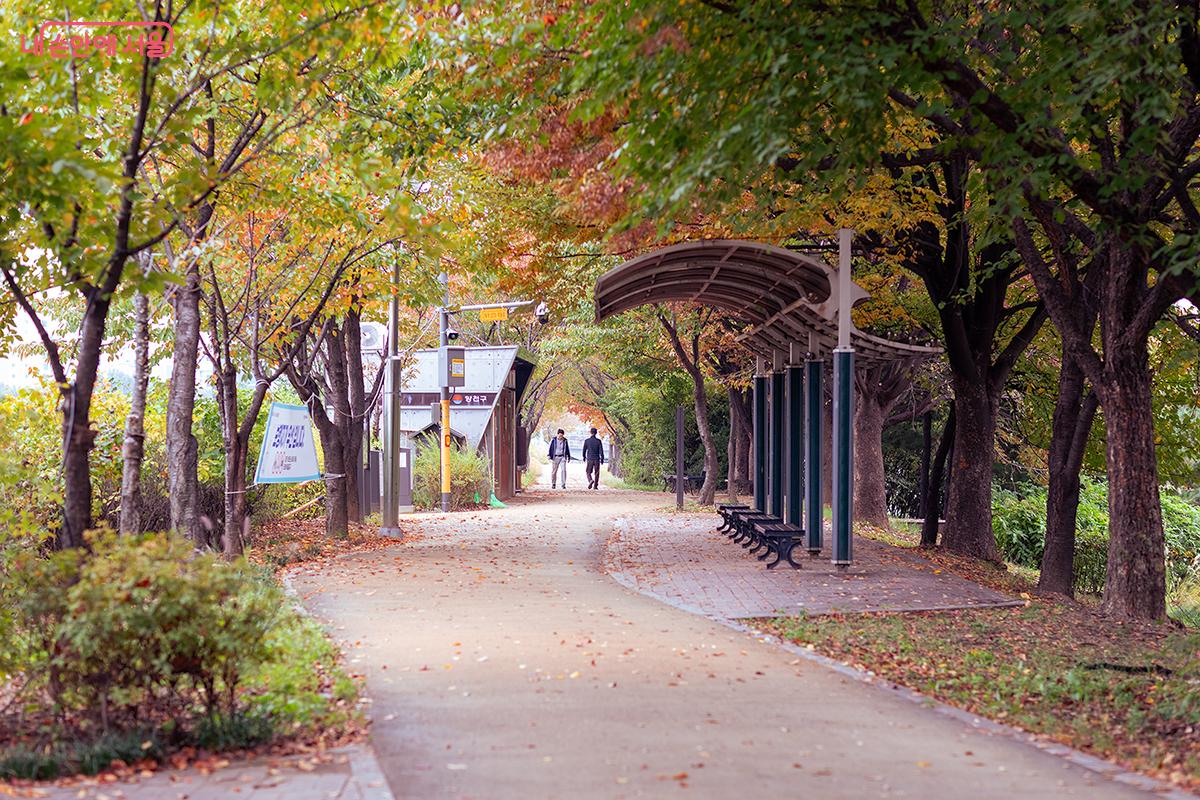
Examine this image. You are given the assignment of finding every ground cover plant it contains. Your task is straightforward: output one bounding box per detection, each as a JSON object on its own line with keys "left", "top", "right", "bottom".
{"left": 0, "top": 530, "right": 363, "bottom": 782}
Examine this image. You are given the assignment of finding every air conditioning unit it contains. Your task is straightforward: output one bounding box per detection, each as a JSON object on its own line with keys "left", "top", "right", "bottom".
{"left": 360, "top": 322, "right": 387, "bottom": 354}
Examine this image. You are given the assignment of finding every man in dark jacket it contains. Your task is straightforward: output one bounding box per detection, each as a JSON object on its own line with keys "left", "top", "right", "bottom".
{"left": 548, "top": 429, "right": 571, "bottom": 488}
{"left": 582, "top": 427, "right": 606, "bottom": 490}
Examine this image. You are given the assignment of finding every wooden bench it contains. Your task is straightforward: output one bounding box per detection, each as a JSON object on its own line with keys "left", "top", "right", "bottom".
{"left": 715, "top": 506, "right": 804, "bottom": 570}
{"left": 716, "top": 503, "right": 750, "bottom": 532}
{"left": 750, "top": 520, "right": 804, "bottom": 570}
{"left": 662, "top": 470, "right": 707, "bottom": 494}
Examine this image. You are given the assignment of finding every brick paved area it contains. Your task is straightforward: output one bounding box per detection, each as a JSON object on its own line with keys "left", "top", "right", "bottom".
{"left": 604, "top": 511, "right": 1021, "bottom": 619}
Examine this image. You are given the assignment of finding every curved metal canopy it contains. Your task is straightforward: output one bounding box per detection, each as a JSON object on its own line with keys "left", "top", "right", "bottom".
{"left": 594, "top": 239, "right": 937, "bottom": 364}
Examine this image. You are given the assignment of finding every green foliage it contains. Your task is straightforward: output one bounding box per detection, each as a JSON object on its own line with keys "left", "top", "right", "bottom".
{"left": 1168, "top": 579, "right": 1200, "bottom": 629}
{"left": 72, "top": 731, "right": 163, "bottom": 775}
{"left": 190, "top": 712, "right": 275, "bottom": 752}
{"left": 244, "top": 610, "right": 358, "bottom": 731}
{"left": 992, "top": 480, "right": 1200, "bottom": 594}
{"left": 411, "top": 445, "right": 492, "bottom": 510}
{"left": 0, "top": 747, "right": 63, "bottom": 781}
{"left": 1, "top": 532, "right": 360, "bottom": 771}
{"left": 9, "top": 531, "right": 283, "bottom": 723}
{"left": 597, "top": 374, "right": 728, "bottom": 489}
{"left": 0, "top": 377, "right": 325, "bottom": 537}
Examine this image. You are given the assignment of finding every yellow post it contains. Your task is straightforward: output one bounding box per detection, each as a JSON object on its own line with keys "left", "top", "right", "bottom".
{"left": 440, "top": 397, "right": 451, "bottom": 510}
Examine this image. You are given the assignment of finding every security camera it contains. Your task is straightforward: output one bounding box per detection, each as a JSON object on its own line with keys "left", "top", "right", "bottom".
{"left": 535, "top": 302, "right": 549, "bottom": 325}
{"left": 446, "top": 326, "right": 459, "bottom": 341}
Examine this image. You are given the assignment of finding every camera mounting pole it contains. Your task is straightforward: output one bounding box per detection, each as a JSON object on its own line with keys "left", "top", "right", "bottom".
{"left": 433, "top": 292, "right": 546, "bottom": 513}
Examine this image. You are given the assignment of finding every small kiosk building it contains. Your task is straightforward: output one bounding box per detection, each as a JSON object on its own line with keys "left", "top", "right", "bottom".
{"left": 398, "top": 346, "right": 536, "bottom": 501}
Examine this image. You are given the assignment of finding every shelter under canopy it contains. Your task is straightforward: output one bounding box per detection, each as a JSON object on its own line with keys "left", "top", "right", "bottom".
{"left": 593, "top": 236, "right": 937, "bottom": 569}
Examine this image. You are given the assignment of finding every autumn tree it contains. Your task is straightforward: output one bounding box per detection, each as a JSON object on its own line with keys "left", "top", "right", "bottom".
{"left": 0, "top": 0, "right": 393, "bottom": 547}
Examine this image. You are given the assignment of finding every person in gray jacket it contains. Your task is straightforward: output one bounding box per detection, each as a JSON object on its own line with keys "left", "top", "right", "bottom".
{"left": 548, "top": 429, "right": 571, "bottom": 488}
{"left": 582, "top": 428, "right": 605, "bottom": 490}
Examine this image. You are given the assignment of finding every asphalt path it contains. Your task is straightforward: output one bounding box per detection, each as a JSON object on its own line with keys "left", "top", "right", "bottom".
{"left": 291, "top": 484, "right": 1158, "bottom": 800}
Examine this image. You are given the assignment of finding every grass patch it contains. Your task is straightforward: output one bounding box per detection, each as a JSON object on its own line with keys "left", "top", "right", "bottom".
{"left": 0, "top": 748, "right": 64, "bottom": 781}
{"left": 762, "top": 601, "right": 1200, "bottom": 791}
{"left": 599, "top": 471, "right": 660, "bottom": 492}
{"left": 191, "top": 712, "right": 275, "bottom": 752}
{"left": 1169, "top": 579, "right": 1200, "bottom": 629}
{"left": 244, "top": 609, "right": 361, "bottom": 735}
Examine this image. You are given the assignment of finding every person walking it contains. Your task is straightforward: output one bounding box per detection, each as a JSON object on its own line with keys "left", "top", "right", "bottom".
{"left": 582, "top": 427, "right": 605, "bottom": 490}
{"left": 548, "top": 429, "right": 572, "bottom": 489}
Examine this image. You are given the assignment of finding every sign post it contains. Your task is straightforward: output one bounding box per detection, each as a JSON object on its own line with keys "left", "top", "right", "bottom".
{"left": 431, "top": 289, "right": 536, "bottom": 513}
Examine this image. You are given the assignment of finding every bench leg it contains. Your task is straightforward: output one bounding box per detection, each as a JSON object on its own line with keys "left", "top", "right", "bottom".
{"left": 765, "top": 544, "right": 783, "bottom": 569}
{"left": 784, "top": 540, "right": 803, "bottom": 570}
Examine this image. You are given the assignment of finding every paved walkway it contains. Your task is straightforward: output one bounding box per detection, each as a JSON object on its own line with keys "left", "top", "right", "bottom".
{"left": 606, "top": 511, "right": 1020, "bottom": 618}
{"left": 28, "top": 745, "right": 392, "bottom": 800}
{"left": 287, "top": 483, "right": 1166, "bottom": 799}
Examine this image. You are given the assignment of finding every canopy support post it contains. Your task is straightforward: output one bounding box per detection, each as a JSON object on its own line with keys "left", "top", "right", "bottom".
{"left": 805, "top": 345, "right": 823, "bottom": 555}
{"left": 786, "top": 343, "right": 804, "bottom": 528}
{"left": 769, "top": 350, "right": 786, "bottom": 518}
{"left": 753, "top": 357, "right": 768, "bottom": 513}
{"left": 832, "top": 228, "right": 855, "bottom": 568}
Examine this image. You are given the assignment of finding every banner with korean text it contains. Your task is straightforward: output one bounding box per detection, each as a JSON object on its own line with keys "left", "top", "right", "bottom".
{"left": 254, "top": 402, "right": 321, "bottom": 484}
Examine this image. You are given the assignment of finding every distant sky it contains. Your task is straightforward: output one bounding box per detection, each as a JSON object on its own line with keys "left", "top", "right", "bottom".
{"left": 0, "top": 309, "right": 187, "bottom": 393}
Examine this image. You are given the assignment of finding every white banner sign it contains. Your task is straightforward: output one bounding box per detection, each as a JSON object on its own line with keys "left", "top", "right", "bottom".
{"left": 254, "top": 402, "right": 321, "bottom": 484}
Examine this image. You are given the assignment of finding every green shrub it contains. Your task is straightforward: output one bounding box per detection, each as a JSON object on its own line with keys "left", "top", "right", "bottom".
{"left": 991, "top": 489, "right": 1046, "bottom": 568}
{"left": 992, "top": 479, "right": 1200, "bottom": 594}
{"left": 9, "top": 530, "right": 284, "bottom": 727}
{"left": 244, "top": 610, "right": 356, "bottom": 730}
{"left": 1163, "top": 492, "right": 1200, "bottom": 588}
{"left": 411, "top": 444, "right": 491, "bottom": 510}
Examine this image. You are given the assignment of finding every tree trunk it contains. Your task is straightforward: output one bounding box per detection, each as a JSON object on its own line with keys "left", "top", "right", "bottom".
{"left": 690, "top": 373, "right": 719, "bottom": 505}
{"left": 1097, "top": 348, "right": 1166, "bottom": 619}
{"left": 167, "top": 260, "right": 203, "bottom": 545}
{"left": 1038, "top": 350, "right": 1098, "bottom": 597}
{"left": 119, "top": 285, "right": 151, "bottom": 535}
{"left": 218, "top": 379, "right": 270, "bottom": 558}
{"left": 221, "top": 438, "right": 247, "bottom": 557}
{"left": 918, "top": 410, "right": 932, "bottom": 518}
{"left": 940, "top": 376, "right": 1001, "bottom": 561}
{"left": 921, "top": 408, "right": 955, "bottom": 547}
{"left": 342, "top": 308, "right": 365, "bottom": 523}
{"left": 321, "top": 423, "right": 349, "bottom": 539}
{"left": 729, "top": 388, "right": 752, "bottom": 491}
{"left": 853, "top": 382, "right": 889, "bottom": 528}
{"left": 725, "top": 385, "right": 743, "bottom": 502}
{"left": 59, "top": 299, "right": 111, "bottom": 548}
